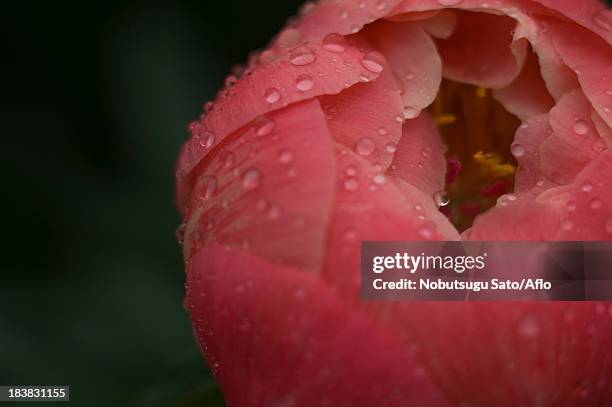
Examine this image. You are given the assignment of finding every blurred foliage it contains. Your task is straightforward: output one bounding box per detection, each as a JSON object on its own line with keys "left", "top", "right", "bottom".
{"left": 1, "top": 0, "right": 301, "bottom": 405}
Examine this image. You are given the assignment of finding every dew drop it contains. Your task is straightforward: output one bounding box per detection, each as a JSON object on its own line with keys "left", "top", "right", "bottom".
{"left": 356, "top": 137, "right": 376, "bottom": 156}
{"left": 197, "top": 175, "right": 218, "bottom": 200}
{"left": 289, "top": 45, "right": 316, "bottom": 66}
{"left": 606, "top": 217, "right": 612, "bottom": 235}
{"left": 344, "top": 178, "right": 359, "bottom": 191}
{"left": 278, "top": 28, "right": 302, "bottom": 48}
{"left": 175, "top": 222, "right": 186, "bottom": 245}
{"left": 573, "top": 120, "right": 589, "bottom": 135}
{"left": 403, "top": 106, "right": 418, "bottom": 119}
{"left": 199, "top": 132, "right": 215, "bottom": 149}
{"left": 361, "top": 51, "right": 386, "bottom": 73}
{"left": 278, "top": 149, "right": 294, "bottom": 164}
{"left": 296, "top": 74, "right": 314, "bottom": 91}
{"left": 242, "top": 169, "right": 262, "bottom": 189}
{"left": 511, "top": 143, "right": 525, "bottom": 158}
{"left": 566, "top": 200, "right": 576, "bottom": 212}
{"left": 590, "top": 198, "right": 603, "bottom": 210}
{"left": 378, "top": 126, "right": 387, "bottom": 136}
{"left": 518, "top": 315, "right": 540, "bottom": 339}
{"left": 395, "top": 114, "right": 404, "bottom": 123}
{"left": 373, "top": 174, "right": 386, "bottom": 185}
{"left": 255, "top": 116, "right": 275, "bottom": 137}
{"left": 418, "top": 225, "right": 433, "bottom": 240}
{"left": 434, "top": 191, "right": 450, "bottom": 207}
{"left": 322, "top": 33, "right": 347, "bottom": 53}
{"left": 265, "top": 88, "right": 281, "bottom": 104}
{"left": 268, "top": 204, "right": 281, "bottom": 220}
{"left": 561, "top": 219, "right": 574, "bottom": 231}
{"left": 582, "top": 182, "right": 593, "bottom": 193}
{"left": 346, "top": 166, "right": 357, "bottom": 176}
{"left": 259, "top": 49, "right": 277, "bottom": 64}
{"left": 386, "top": 142, "right": 397, "bottom": 153}
{"left": 340, "top": 9, "right": 349, "bottom": 19}
{"left": 219, "top": 150, "right": 235, "bottom": 169}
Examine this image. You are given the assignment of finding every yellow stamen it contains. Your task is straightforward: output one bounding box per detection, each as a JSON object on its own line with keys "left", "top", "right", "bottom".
{"left": 473, "top": 151, "right": 516, "bottom": 177}
{"left": 435, "top": 114, "right": 457, "bottom": 125}
{"left": 476, "top": 87, "right": 488, "bottom": 98}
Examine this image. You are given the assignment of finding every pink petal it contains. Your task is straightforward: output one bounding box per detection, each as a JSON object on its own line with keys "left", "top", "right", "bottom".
{"left": 294, "top": 0, "right": 404, "bottom": 41}
{"left": 547, "top": 19, "right": 612, "bottom": 131}
{"left": 493, "top": 46, "right": 555, "bottom": 121}
{"left": 319, "top": 59, "right": 403, "bottom": 171}
{"left": 182, "top": 99, "right": 335, "bottom": 272}
{"left": 386, "top": 111, "right": 448, "bottom": 197}
{"left": 366, "top": 22, "right": 442, "bottom": 118}
{"left": 435, "top": 10, "right": 528, "bottom": 88}
{"left": 176, "top": 42, "right": 383, "bottom": 206}
{"left": 378, "top": 302, "right": 612, "bottom": 405}
{"left": 186, "top": 244, "right": 446, "bottom": 406}
{"left": 540, "top": 90, "right": 601, "bottom": 185}
{"left": 322, "top": 146, "right": 460, "bottom": 302}
{"left": 512, "top": 114, "right": 553, "bottom": 193}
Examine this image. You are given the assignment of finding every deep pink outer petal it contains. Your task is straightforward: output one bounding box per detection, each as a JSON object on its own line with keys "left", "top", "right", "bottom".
{"left": 187, "top": 244, "right": 448, "bottom": 407}
{"left": 176, "top": 42, "right": 382, "bottom": 208}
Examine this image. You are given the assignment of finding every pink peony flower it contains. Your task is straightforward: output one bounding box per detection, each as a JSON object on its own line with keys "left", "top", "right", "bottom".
{"left": 176, "top": 0, "right": 612, "bottom": 405}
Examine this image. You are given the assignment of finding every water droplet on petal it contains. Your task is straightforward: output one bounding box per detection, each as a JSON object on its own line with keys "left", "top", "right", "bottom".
{"left": 511, "top": 143, "right": 525, "bottom": 158}
{"left": 590, "top": 198, "right": 603, "bottom": 210}
{"left": 322, "top": 33, "right": 347, "bottom": 53}
{"left": 373, "top": 174, "right": 386, "bottom": 185}
{"left": 296, "top": 74, "right": 314, "bottom": 91}
{"left": 278, "top": 149, "right": 294, "bottom": 164}
{"left": 518, "top": 315, "right": 540, "bottom": 339}
{"left": 561, "top": 219, "right": 574, "bottom": 231}
{"left": 361, "top": 51, "right": 386, "bottom": 73}
{"left": 278, "top": 28, "right": 302, "bottom": 48}
{"left": 582, "top": 182, "right": 593, "bottom": 192}
{"left": 378, "top": 126, "right": 387, "bottom": 136}
{"left": 242, "top": 169, "right": 262, "bottom": 189}
{"left": 434, "top": 191, "right": 450, "bottom": 207}
{"left": 340, "top": 9, "right": 349, "bottom": 19}
{"left": 265, "top": 88, "right": 281, "bottom": 103}
{"left": 566, "top": 200, "right": 577, "bottom": 212}
{"left": 259, "top": 49, "right": 277, "bottom": 64}
{"left": 386, "top": 142, "right": 397, "bottom": 153}
{"left": 289, "top": 45, "right": 316, "bottom": 66}
{"left": 356, "top": 137, "right": 376, "bottom": 156}
{"left": 403, "top": 106, "right": 418, "bottom": 119}
{"left": 219, "top": 150, "right": 235, "bottom": 169}
{"left": 573, "top": 120, "right": 589, "bottom": 135}
{"left": 197, "top": 175, "right": 219, "bottom": 200}
{"left": 606, "top": 217, "right": 612, "bottom": 235}
{"left": 268, "top": 204, "right": 281, "bottom": 220}
{"left": 346, "top": 166, "right": 357, "bottom": 176}
{"left": 418, "top": 225, "right": 433, "bottom": 240}
{"left": 254, "top": 116, "right": 275, "bottom": 137}
{"left": 199, "top": 132, "right": 216, "bottom": 148}
{"left": 344, "top": 178, "right": 359, "bottom": 191}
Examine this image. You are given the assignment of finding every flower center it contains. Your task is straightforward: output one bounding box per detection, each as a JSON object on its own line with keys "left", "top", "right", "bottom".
{"left": 430, "top": 79, "right": 520, "bottom": 232}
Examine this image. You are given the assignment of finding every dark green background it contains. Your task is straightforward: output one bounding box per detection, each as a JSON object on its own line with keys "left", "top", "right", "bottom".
{"left": 1, "top": 0, "right": 301, "bottom": 405}
{"left": 1, "top": 0, "right": 610, "bottom": 406}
